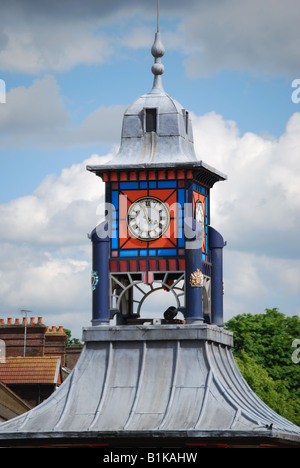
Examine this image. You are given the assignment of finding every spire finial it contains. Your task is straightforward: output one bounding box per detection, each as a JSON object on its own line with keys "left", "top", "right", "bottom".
{"left": 150, "top": 0, "right": 165, "bottom": 92}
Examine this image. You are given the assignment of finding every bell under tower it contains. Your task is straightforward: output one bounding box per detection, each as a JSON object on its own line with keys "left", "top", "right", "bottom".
{"left": 87, "top": 24, "right": 226, "bottom": 327}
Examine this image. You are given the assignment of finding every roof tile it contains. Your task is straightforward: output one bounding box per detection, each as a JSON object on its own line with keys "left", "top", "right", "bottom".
{"left": 0, "top": 356, "right": 61, "bottom": 384}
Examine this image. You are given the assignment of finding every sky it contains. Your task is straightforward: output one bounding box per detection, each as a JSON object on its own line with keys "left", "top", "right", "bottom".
{"left": 0, "top": 0, "right": 300, "bottom": 339}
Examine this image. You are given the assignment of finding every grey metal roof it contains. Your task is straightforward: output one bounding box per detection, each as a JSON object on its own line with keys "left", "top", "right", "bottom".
{"left": 87, "top": 31, "right": 202, "bottom": 168}
{"left": 0, "top": 325, "right": 299, "bottom": 446}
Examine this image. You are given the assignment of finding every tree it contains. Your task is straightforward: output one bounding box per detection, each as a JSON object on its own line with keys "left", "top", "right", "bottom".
{"left": 225, "top": 308, "right": 300, "bottom": 426}
{"left": 61, "top": 328, "right": 82, "bottom": 346}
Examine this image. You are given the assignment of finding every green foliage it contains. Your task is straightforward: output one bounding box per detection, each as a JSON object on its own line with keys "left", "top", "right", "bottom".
{"left": 61, "top": 328, "right": 82, "bottom": 346}
{"left": 225, "top": 308, "right": 300, "bottom": 426}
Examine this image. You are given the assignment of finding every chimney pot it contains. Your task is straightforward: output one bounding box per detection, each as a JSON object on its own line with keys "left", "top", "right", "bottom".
{"left": 58, "top": 326, "right": 64, "bottom": 333}
{"left": 0, "top": 319, "right": 4, "bottom": 325}
{"left": 38, "top": 316, "right": 43, "bottom": 324}
{"left": 15, "top": 318, "right": 20, "bottom": 325}
{"left": 51, "top": 326, "right": 57, "bottom": 332}
{"left": 22, "top": 317, "right": 28, "bottom": 324}
{"left": 7, "top": 318, "right": 12, "bottom": 324}
{"left": 30, "top": 317, "right": 35, "bottom": 325}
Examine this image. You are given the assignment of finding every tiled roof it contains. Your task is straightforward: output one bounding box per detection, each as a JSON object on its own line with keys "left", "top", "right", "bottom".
{"left": 0, "top": 356, "right": 61, "bottom": 385}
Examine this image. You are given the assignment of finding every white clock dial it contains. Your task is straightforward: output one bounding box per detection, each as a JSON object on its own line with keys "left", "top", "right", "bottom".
{"left": 195, "top": 200, "right": 204, "bottom": 224}
{"left": 127, "top": 197, "right": 170, "bottom": 241}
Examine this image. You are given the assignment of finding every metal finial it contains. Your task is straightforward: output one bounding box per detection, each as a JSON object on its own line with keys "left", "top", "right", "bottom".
{"left": 150, "top": 0, "right": 164, "bottom": 90}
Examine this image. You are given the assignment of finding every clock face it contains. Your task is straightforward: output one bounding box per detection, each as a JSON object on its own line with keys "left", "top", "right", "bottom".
{"left": 127, "top": 197, "right": 170, "bottom": 241}
{"left": 195, "top": 200, "right": 204, "bottom": 224}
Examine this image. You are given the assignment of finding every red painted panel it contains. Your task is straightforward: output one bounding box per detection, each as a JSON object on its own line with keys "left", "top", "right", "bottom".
{"left": 139, "top": 260, "right": 147, "bottom": 272}
{"left": 158, "top": 259, "right": 167, "bottom": 271}
{"left": 149, "top": 260, "right": 157, "bottom": 271}
{"left": 129, "top": 260, "right": 137, "bottom": 271}
{"left": 129, "top": 171, "right": 137, "bottom": 181}
{"left": 168, "top": 259, "right": 177, "bottom": 270}
{"left": 110, "top": 261, "right": 118, "bottom": 272}
{"left": 119, "top": 261, "right": 127, "bottom": 272}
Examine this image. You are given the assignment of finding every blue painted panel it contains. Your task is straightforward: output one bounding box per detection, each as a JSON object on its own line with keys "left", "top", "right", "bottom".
{"left": 157, "top": 181, "right": 177, "bottom": 188}
{"left": 119, "top": 249, "right": 139, "bottom": 257}
{"left": 120, "top": 182, "right": 139, "bottom": 189}
{"left": 157, "top": 248, "right": 177, "bottom": 256}
{"left": 177, "top": 189, "right": 185, "bottom": 207}
{"left": 111, "top": 234, "right": 118, "bottom": 249}
{"left": 111, "top": 191, "right": 119, "bottom": 210}
{"left": 193, "top": 183, "right": 206, "bottom": 195}
{"left": 178, "top": 237, "right": 185, "bottom": 247}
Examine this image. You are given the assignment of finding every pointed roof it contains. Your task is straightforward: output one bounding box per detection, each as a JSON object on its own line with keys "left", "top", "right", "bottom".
{"left": 88, "top": 27, "right": 217, "bottom": 177}
{"left": 0, "top": 325, "right": 299, "bottom": 447}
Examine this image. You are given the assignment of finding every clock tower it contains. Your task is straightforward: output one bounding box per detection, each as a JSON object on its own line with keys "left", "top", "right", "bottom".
{"left": 87, "top": 28, "right": 226, "bottom": 327}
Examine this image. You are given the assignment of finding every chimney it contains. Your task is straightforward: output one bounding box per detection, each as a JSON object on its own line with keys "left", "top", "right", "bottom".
{"left": 45, "top": 325, "right": 67, "bottom": 366}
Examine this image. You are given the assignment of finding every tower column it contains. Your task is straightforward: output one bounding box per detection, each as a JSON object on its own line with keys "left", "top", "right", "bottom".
{"left": 184, "top": 218, "right": 204, "bottom": 323}
{"left": 209, "top": 226, "right": 225, "bottom": 326}
{"left": 90, "top": 222, "right": 110, "bottom": 325}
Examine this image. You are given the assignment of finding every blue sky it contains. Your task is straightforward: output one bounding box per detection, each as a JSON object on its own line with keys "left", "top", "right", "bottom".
{"left": 0, "top": 0, "right": 299, "bottom": 338}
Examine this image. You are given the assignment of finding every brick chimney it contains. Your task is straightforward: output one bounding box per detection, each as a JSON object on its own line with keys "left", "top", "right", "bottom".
{"left": 0, "top": 317, "right": 67, "bottom": 366}
{"left": 44, "top": 326, "right": 67, "bottom": 367}
{"left": 0, "top": 317, "right": 46, "bottom": 357}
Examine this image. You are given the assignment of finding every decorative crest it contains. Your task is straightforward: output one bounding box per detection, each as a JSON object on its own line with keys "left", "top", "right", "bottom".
{"left": 189, "top": 269, "right": 204, "bottom": 288}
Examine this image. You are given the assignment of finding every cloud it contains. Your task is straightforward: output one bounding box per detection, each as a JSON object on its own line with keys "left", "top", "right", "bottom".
{"left": 0, "top": 75, "right": 124, "bottom": 148}
{"left": 0, "top": 152, "right": 110, "bottom": 245}
{"left": 0, "top": 1, "right": 112, "bottom": 74}
{"left": 0, "top": 152, "right": 109, "bottom": 336}
{"left": 193, "top": 111, "right": 300, "bottom": 258}
{"left": 180, "top": 0, "right": 300, "bottom": 77}
{"left": 191, "top": 110, "right": 300, "bottom": 320}
{"left": 0, "top": 1, "right": 298, "bottom": 76}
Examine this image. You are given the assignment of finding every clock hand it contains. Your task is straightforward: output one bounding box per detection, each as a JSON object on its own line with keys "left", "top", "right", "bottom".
{"left": 141, "top": 204, "right": 151, "bottom": 223}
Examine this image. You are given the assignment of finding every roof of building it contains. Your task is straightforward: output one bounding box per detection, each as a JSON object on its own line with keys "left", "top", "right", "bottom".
{"left": 0, "top": 357, "right": 61, "bottom": 385}
{"left": 0, "top": 325, "right": 299, "bottom": 447}
{"left": 87, "top": 31, "right": 213, "bottom": 170}
{"left": 0, "top": 381, "right": 31, "bottom": 421}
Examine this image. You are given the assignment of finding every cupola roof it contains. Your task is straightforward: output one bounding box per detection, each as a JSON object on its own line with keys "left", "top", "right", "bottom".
{"left": 87, "top": 20, "right": 227, "bottom": 185}
{"left": 100, "top": 29, "right": 198, "bottom": 165}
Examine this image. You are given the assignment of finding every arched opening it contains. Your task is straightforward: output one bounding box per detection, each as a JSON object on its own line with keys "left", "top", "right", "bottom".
{"left": 137, "top": 285, "right": 185, "bottom": 321}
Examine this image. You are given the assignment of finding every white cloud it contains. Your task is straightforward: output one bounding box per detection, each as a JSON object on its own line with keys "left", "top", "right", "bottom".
{"left": 181, "top": 0, "right": 300, "bottom": 77}
{"left": 192, "top": 111, "right": 300, "bottom": 258}
{"left": 0, "top": 152, "right": 109, "bottom": 245}
{"left": 0, "top": 1, "right": 298, "bottom": 76}
{"left": 0, "top": 15, "right": 111, "bottom": 74}
{"left": 0, "top": 75, "right": 124, "bottom": 148}
{"left": 190, "top": 110, "right": 300, "bottom": 320}
{"left": 0, "top": 152, "right": 109, "bottom": 337}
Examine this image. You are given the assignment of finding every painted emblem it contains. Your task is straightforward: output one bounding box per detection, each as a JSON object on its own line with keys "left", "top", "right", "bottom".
{"left": 189, "top": 268, "right": 204, "bottom": 288}
{"left": 91, "top": 270, "right": 99, "bottom": 291}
